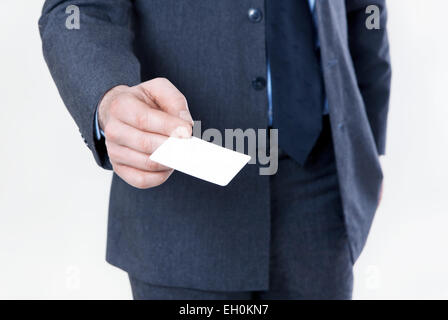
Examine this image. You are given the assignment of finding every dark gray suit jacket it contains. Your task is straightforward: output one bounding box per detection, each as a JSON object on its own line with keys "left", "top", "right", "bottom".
{"left": 39, "top": 0, "right": 391, "bottom": 291}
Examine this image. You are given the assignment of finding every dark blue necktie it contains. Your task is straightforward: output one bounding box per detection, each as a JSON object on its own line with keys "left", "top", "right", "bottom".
{"left": 266, "top": 0, "right": 325, "bottom": 165}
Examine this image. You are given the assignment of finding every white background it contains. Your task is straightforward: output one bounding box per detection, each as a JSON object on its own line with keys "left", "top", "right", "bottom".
{"left": 0, "top": 1, "right": 447, "bottom": 299}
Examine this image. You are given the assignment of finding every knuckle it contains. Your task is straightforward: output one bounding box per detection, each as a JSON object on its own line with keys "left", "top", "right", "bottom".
{"left": 104, "top": 122, "right": 118, "bottom": 141}
{"left": 107, "top": 145, "right": 120, "bottom": 161}
{"left": 139, "top": 134, "right": 153, "bottom": 153}
{"left": 154, "top": 77, "right": 170, "bottom": 86}
{"left": 172, "top": 94, "right": 187, "bottom": 108}
{"left": 136, "top": 111, "right": 149, "bottom": 130}
{"left": 161, "top": 119, "right": 170, "bottom": 136}
{"left": 110, "top": 94, "right": 132, "bottom": 115}
{"left": 108, "top": 96, "right": 121, "bottom": 115}
{"left": 118, "top": 95, "right": 133, "bottom": 111}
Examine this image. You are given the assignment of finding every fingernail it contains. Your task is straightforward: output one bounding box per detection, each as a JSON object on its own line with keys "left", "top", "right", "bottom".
{"left": 179, "top": 110, "right": 194, "bottom": 126}
{"left": 172, "top": 126, "right": 191, "bottom": 138}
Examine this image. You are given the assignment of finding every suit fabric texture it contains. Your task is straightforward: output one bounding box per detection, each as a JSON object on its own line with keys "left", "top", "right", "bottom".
{"left": 39, "top": 0, "right": 391, "bottom": 293}
{"left": 130, "top": 117, "right": 354, "bottom": 300}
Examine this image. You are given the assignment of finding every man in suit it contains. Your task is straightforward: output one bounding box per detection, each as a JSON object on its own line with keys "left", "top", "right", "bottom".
{"left": 39, "top": 0, "right": 391, "bottom": 300}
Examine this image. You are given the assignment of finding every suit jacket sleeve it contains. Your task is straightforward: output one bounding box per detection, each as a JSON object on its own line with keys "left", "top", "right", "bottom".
{"left": 39, "top": 0, "right": 141, "bottom": 169}
{"left": 346, "top": 0, "right": 392, "bottom": 155}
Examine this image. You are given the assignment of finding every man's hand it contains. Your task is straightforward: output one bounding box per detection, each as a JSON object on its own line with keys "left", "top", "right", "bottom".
{"left": 98, "top": 78, "right": 194, "bottom": 189}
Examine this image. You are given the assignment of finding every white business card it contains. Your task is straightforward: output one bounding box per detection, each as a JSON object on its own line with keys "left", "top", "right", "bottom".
{"left": 150, "top": 136, "right": 251, "bottom": 186}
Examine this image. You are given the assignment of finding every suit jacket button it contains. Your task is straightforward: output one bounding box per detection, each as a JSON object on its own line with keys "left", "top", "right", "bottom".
{"left": 252, "top": 77, "right": 266, "bottom": 90}
{"left": 248, "top": 8, "right": 263, "bottom": 23}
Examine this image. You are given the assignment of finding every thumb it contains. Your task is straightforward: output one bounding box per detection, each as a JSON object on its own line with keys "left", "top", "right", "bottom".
{"left": 139, "top": 78, "right": 193, "bottom": 125}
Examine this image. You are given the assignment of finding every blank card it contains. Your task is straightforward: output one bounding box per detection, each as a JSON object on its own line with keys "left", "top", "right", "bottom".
{"left": 150, "top": 137, "right": 251, "bottom": 186}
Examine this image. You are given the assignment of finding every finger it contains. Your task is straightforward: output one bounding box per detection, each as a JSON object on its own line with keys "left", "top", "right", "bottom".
{"left": 107, "top": 141, "right": 171, "bottom": 172}
{"left": 105, "top": 121, "right": 168, "bottom": 154}
{"left": 110, "top": 96, "right": 192, "bottom": 137}
{"left": 112, "top": 163, "right": 173, "bottom": 189}
{"left": 138, "top": 78, "right": 193, "bottom": 124}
